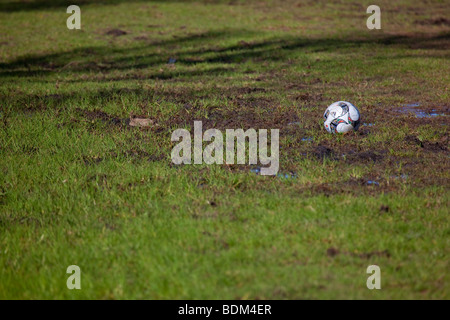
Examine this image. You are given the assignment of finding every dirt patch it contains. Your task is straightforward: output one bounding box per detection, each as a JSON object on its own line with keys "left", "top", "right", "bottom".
{"left": 1, "top": 215, "right": 42, "bottom": 228}
{"left": 105, "top": 29, "right": 128, "bottom": 36}
{"left": 303, "top": 177, "right": 394, "bottom": 197}
{"left": 182, "top": 56, "right": 206, "bottom": 63}
{"left": 355, "top": 250, "right": 391, "bottom": 259}
{"left": 327, "top": 247, "right": 391, "bottom": 259}
{"left": 416, "top": 17, "right": 450, "bottom": 26}
{"left": 238, "top": 40, "right": 252, "bottom": 47}
{"left": 404, "top": 135, "right": 423, "bottom": 147}
{"left": 294, "top": 92, "right": 324, "bottom": 102}
{"left": 233, "top": 87, "right": 266, "bottom": 95}
{"left": 82, "top": 155, "right": 104, "bottom": 166}
{"left": 231, "top": 96, "right": 274, "bottom": 109}
{"left": 21, "top": 103, "right": 47, "bottom": 115}
{"left": 129, "top": 117, "right": 155, "bottom": 127}
{"left": 76, "top": 108, "right": 124, "bottom": 126}
{"left": 82, "top": 148, "right": 163, "bottom": 166}
{"left": 0, "top": 185, "right": 6, "bottom": 205}
{"left": 134, "top": 35, "right": 149, "bottom": 41}
{"left": 87, "top": 173, "right": 108, "bottom": 185}
{"left": 345, "top": 150, "right": 385, "bottom": 163}
{"left": 110, "top": 149, "right": 165, "bottom": 162}
{"left": 326, "top": 247, "right": 340, "bottom": 257}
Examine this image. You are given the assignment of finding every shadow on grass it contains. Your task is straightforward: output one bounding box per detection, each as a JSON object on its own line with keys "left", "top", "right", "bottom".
{"left": 1, "top": 29, "right": 449, "bottom": 81}
{"left": 0, "top": 0, "right": 241, "bottom": 12}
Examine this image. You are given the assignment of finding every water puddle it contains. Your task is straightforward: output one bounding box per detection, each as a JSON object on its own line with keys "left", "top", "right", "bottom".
{"left": 398, "top": 103, "right": 447, "bottom": 118}
{"left": 276, "top": 172, "right": 297, "bottom": 180}
{"left": 403, "top": 103, "right": 421, "bottom": 107}
{"left": 391, "top": 174, "right": 408, "bottom": 180}
{"left": 250, "top": 167, "right": 297, "bottom": 179}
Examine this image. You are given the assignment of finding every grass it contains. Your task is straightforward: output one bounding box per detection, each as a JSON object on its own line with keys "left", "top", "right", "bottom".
{"left": 0, "top": 0, "right": 449, "bottom": 299}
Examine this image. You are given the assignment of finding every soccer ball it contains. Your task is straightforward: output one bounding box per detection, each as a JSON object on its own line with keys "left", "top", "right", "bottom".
{"left": 323, "top": 101, "right": 360, "bottom": 133}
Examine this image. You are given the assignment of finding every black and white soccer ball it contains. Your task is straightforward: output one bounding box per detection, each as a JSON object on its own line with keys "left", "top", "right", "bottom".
{"left": 323, "top": 101, "right": 360, "bottom": 133}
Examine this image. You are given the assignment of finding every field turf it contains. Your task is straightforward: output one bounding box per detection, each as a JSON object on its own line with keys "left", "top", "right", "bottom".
{"left": 0, "top": 0, "right": 449, "bottom": 299}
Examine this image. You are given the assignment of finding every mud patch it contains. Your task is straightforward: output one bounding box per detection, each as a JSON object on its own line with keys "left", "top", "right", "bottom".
{"left": 423, "top": 140, "right": 448, "bottom": 152}
{"left": 312, "top": 145, "right": 336, "bottom": 160}
{"left": 165, "top": 99, "right": 297, "bottom": 131}
{"left": 345, "top": 150, "right": 385, "bottom": 163}
{"left": 404, "top": 135, "right": 423, "bottom": 147}
{"left": 404, "top": 135, "right": 448, "bottom": 152}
